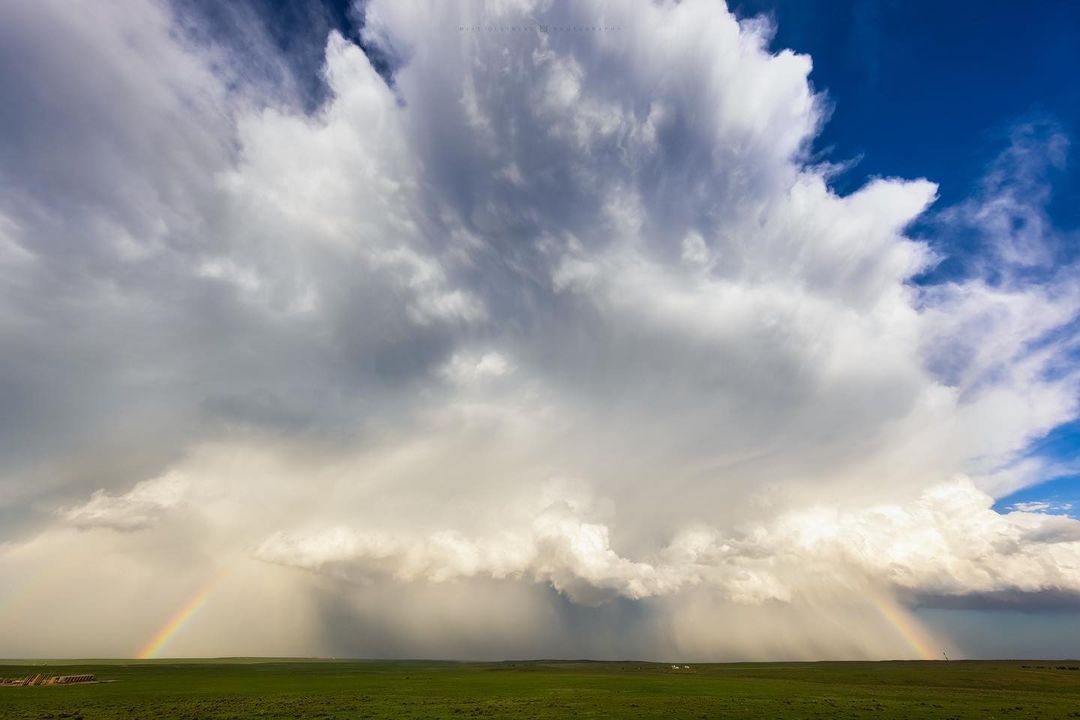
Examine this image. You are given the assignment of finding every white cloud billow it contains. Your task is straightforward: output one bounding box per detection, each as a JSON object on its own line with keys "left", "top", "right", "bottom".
{"left": 256, "top": 478, "right": 1080, "bottom": 605}
{"left": 62, "top": 473, "right": 187, "bottom": 532}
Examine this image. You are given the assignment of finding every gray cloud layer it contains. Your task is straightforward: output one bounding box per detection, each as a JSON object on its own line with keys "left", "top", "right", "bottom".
{"left": 1, "top": 0, "right": 1079, "bottom": 659}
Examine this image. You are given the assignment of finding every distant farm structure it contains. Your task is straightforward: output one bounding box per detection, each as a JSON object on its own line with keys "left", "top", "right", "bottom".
{"left": 0, "top": 674, "right": 95, "bottom": 687}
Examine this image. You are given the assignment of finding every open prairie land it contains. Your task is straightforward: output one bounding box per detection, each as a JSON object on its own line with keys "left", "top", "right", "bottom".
{"left": 1, "top": 659, "right": 1079, "bottom": 719}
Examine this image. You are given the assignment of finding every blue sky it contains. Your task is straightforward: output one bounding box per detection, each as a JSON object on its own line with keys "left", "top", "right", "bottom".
{"left": 733, "top": 0, "right": 1080, "bottom": 209}
{"left": 1, "top": 0, "right": 1080, "bottom": 659}
{"left": 995, "top": 421, "right": 1080, "bottom": 516}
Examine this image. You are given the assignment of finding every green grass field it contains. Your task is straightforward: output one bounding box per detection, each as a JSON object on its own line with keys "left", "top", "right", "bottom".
{"left": 1, "top": 659, "right": 1079, "bottom": 719}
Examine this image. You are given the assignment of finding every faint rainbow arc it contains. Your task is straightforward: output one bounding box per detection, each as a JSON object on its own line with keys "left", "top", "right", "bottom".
{"left": 137, "top": 572, "right": 228, "bottom": 659}
{"left": 866, "top": 588, "right": 940, "bottom": 660}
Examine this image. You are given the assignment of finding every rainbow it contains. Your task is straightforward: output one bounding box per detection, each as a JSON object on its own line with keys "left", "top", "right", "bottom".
{"left": 866, "top": 588, "right": 941, "bottom": 660}
{"left": 137, "top": 573, "right": 226, "bottom": 659}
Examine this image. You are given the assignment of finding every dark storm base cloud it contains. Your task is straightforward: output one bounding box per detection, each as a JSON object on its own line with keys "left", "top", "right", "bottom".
{"left": 915, "top": 589, "right": 1080, "bottom": 614}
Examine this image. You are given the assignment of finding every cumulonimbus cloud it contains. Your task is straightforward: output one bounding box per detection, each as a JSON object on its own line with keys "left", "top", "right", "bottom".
{"left": 1, "top": 0, "right": 1078, "bottom": 658}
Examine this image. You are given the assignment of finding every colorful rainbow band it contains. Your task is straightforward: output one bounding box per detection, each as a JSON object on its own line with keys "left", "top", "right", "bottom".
{"left": 137, "top": 573, "right": 226, "bottom": 659}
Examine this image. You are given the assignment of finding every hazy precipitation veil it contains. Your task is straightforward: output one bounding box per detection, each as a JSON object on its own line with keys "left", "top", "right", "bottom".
{"left": 0, "top": 0, "right": 1079, "bottom": 660}
{"left": 137, "top": 570, "right": 233, "bottom": 659}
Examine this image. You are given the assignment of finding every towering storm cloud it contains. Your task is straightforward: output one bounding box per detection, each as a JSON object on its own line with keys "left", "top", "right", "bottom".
{"left": 1, "top": 0, "right": 1078, "bottom": 660}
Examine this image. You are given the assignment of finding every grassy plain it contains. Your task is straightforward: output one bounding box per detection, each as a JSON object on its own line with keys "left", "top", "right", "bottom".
{"left": 1, "top": 659, "right": 1079, "bottom": 719}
